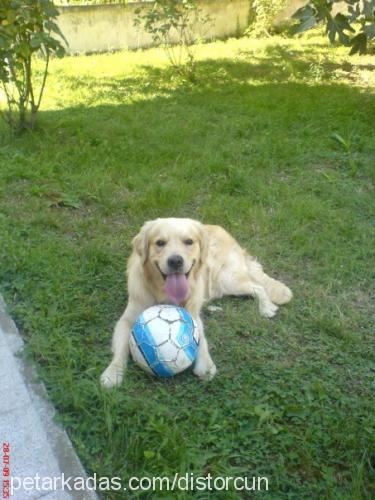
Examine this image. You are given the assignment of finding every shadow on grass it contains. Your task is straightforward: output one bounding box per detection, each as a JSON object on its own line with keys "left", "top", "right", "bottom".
{"left": 52, "top": 46, "right": 374, "bottom": 101}
{"left": 34, "top": 53, "right": 375, "bottom": 120}
{"left": 44, "top": 46, "right": 373, "bottom": 105}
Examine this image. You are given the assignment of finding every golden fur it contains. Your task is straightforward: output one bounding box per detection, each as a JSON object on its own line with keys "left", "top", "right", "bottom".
{"left": 101, "top": 218, "right": 292, "bottom": 387}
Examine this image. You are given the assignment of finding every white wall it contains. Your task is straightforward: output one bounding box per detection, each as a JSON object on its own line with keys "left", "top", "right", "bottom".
{"left": 58, "top": 0, "right": 252, "bottom": 54}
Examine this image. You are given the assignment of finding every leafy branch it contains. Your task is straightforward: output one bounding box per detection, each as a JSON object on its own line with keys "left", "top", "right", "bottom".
{"left": 291, "top": 0, "right": 375, "bottom": 54}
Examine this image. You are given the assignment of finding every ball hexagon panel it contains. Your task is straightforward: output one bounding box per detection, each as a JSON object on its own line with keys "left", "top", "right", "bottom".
{"left": 147, "top": 317, "right": 171, "bottom": 345}
{"left": 159, "top": 305, "right": 182, "bottom": 323}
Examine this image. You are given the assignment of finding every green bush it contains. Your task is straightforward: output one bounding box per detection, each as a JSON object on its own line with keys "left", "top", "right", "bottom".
{"left": 247, "top": 0, "right": 288, "bottom": 37}
{"left": 134, "top": 0, "right": 211, "bottom": 81}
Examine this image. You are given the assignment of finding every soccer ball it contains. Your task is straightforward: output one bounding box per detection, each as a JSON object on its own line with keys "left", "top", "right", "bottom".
{"left": 130, "top": 305, "right": 199, "bottom": 377}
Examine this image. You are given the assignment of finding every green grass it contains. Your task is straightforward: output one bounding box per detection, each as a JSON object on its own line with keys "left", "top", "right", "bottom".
{"left": 0, "top": 32, "right": 374, "bottom": 498}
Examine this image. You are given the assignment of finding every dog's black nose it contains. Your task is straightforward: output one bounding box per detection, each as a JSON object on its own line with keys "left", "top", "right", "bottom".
{"left": 167, "top": 255, "right": 184, "bottom": 271}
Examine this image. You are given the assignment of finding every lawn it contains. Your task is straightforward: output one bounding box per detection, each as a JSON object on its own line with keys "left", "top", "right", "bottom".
{"left": 0, "top": 32, "right": 374, "bottom": 498}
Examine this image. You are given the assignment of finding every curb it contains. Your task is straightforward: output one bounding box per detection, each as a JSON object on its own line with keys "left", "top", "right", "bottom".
{"left": 0, "top": 294, "right": 99, "bottom": 500}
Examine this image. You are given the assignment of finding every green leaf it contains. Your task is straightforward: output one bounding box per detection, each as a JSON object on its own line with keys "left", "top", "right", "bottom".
{"left": 291, "top": 15, "right": 317, "bottom": 34}
{"left": 326, "top": 18, "right": 337, "bottom": 43}
{"left": 40, "top": 1, "right": 58, "bottom": 18}
{"left": 291, "top": 4, "right": 318, "bottom": 34}
{"left": 349, "top": 33, "right": 368, "bottom": 54}
{"left": 55, "top": 46, "right": 65, "bottom": 58}
{"left": 291, "top": 4, "right": 315, "bottom": 21}
{"left": 334, "top": 13, "right": 355, "bottom": 33}
{"left": 326, "top": 13, "right": 355, "bottom": 46}
{"left": 45, "top": 19, "right": 67, "bottom": 45}
{"left": 16, "top": 42, "right": 30, "bottom": 58}
{"left": 30, "top": 35, "right": 42, "bottom": 49}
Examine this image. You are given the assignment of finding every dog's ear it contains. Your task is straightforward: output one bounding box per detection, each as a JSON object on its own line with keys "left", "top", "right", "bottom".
{"left": 132, "top": 221, "right": 153, "bottom": 264}
{"left": 197, "top": 222, "right": 209, "bottom": 267}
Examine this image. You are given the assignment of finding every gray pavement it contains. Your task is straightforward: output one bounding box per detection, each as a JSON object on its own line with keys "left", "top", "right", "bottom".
{"left": 0, "top": 294, "right": 98, "bottom": 500}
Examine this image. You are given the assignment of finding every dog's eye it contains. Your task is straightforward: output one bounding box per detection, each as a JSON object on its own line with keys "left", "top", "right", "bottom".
{"left": 184, "top": 239, "right": 194, "bottom": 246}
{"left": 156, "top": 239, "right": 166, "bottom": 247}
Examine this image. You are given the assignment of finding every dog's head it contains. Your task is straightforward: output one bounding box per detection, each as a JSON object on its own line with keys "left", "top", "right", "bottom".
{"left": 132, "top": 218, "right": 207, "bottom": 305}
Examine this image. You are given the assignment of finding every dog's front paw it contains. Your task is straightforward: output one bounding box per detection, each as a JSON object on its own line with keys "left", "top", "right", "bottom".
{"left": 260, "top": 302, "right": 279, "bottom": 319}
{"left": 100, "top": 363, "right": 124, "bottom": 389}
{"left": 193, "top": 361, "right": 217, "bottom": 381}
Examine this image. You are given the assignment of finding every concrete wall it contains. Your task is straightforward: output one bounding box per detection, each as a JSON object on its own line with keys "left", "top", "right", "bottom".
{"left": 58, "top": 0, "right": 252, "bottom": 54}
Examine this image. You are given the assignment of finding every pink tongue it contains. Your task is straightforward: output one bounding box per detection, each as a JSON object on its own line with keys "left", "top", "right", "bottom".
{"left": 165, "top": 273, "right": 189, "bottom": 305}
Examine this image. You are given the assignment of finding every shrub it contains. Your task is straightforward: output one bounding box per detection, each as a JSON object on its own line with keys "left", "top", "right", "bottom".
{"left": 0, "top": 0, "right": 66, "bottom": 132}
{"left": 134, "top": 0, "right": 211, "bottom": 81}
{"left": 247, "top": 0, "right": 288, "bottom": 37}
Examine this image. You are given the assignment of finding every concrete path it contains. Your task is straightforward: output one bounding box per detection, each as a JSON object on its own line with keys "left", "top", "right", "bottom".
{"left": 0, "top": 295, "right": 98, "bottom": 500}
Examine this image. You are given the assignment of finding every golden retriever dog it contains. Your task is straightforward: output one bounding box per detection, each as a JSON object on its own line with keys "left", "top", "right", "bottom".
{"left": 101, "top": 218, "right": 292, "bottom": 388}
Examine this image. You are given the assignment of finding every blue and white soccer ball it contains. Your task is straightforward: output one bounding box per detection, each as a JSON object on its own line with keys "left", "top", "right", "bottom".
{"left": 130, "top": 305, "right": 199, "bottom": 377}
